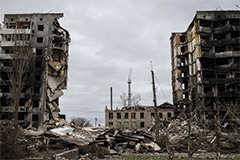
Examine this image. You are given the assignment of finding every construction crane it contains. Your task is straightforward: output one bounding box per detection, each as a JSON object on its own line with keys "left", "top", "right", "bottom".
{"left": 127, "top": 68, "right": 133, "bottom": 107}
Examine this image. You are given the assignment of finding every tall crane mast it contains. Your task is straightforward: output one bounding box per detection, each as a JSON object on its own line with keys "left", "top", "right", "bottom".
{"left": 128, "top": 68, "right": 133, "bottom": 107}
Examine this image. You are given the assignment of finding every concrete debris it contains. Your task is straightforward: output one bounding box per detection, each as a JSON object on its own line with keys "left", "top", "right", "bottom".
{"left": 50, "top": 126, "right": 74, "bottom": 136}
{"left": 165, "top": 118, "right": 240, "bottom": 153}
{"left": 22, "top": 124, "right": 161, "bottom": 159}
{"left": 92, "top": 129, "right": 161, "bottom": 154}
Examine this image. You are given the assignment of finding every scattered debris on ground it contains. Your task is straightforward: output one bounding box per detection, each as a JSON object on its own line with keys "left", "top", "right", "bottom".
{"left": 1, "top": 118, "right": 240, "bottom": 160}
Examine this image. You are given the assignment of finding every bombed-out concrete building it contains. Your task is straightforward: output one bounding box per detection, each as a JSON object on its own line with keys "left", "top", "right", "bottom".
{"left": 170, "top": 11, "right": 240, "bottom": 117}
{"left": 0, "top": 13, "right": 70, "bottom": 129}
{"left": 105, "top": 103, "right": 174, "bottom": 130}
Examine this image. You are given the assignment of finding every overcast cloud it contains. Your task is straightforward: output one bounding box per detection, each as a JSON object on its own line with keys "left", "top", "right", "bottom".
{"left": 0, "top": 0, "right": 239, "bottom": 125}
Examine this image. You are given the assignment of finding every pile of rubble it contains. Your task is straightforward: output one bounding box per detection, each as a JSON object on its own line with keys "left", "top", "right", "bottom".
{"left": 92, "top": 129, "right": 161, "bottom": 154}
{"left": 23, "top": 124, "right": 161, "bottom": 159}
{"left": 165, "top": 118, "right": 240, "bottom": 153}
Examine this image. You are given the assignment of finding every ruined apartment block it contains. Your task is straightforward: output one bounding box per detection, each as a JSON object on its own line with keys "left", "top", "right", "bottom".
{"left": 105, "top": 103, "right": 174, "bottom": 130}
{"left": 170, "top": 11, "right": 240, "bottom": 116}
{"left": 0, "top": 13, "right": 70, "bottom": 128}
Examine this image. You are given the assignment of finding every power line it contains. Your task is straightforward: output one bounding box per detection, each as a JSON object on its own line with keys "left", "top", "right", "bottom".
{"left": 155, "top": 76, "right": 168, "bottom": 103}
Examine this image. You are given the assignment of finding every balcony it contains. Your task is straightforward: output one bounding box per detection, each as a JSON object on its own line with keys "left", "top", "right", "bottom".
{"left": 0, "top": 28, "right": 31, "bottom": 35}
{"left": 0, "top": 106, "right": 27, "bottom": 112}
{"left": 0, "top": 40, "right": 30, "bottom": 47}
{"left": 218, "top": 92, "right": 240, "bottom": 97}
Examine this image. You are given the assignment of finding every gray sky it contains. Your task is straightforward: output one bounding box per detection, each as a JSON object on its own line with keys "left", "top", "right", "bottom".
{"left": 0, "top": 0, "right": 238, "bottom": 125}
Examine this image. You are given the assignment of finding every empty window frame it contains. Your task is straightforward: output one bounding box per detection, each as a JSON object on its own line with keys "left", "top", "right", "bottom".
{"left": 35, "top": 75, "right": 41, "bottom": 81}
{"left": 117, "top": 122, "right": 121, "bottom": 128}
{"left": 215, "top": 46, "right": 226, "bottom": 53}
{"left": 213, "top": 20, "right": 225, "bottom": 28}
{"left": 140, "top": 112, "right": 144, "bottom": 119}
{"left": 34, "top": 87, "right": 40, "bottom": 94}
{"left": 151, "top": 112, "right": 155, "bottom": 118}
{"left": 109, "top": 122, "right": 113, "bottom": 128}
{"left": 236, "top": 72, "right": 240, "bottom": 78}
{"left": 231, "top": 31, "right": 240, "bottom": 38}
{"left": 180, "top": 36, "right": 186, "bottom": 43}
{"left": 36, "top": 49, "right": 42, "bottom": 56}
{"left": 217, "top": 73, "right": 226, "bottom": 79}
{"left": 124, "top": 113, "right": 129, "bottom": 119}
{"left": 2, "top": 48, "right": 13, "bottom": 54}
{"left": 124, "top": 122, "right": 129, "bottom": 129}
{"left": 132, "top": 122, "right": 136, "bottom": 129}
{"left": 32, "top": 114, "right": 38, "bottom": 121}
{"left": 159, "top": 112, "right": 163, "bottom": 119}
{"left": 218, "top": 85, "right": 225, "bottom": 92}
{"left": 35, "top": 61, "right": 41, "bottom": 68}
{"left": 131, "top": 112, "right": 136, "bottom": 119}
{"left": 117, "top": 113, "right": 121, "bottom": 119}
{"left": 204, "top": 86, "right": 212, "bottom": 93}
{"left": 1, "top": 87, "right": 10, "bottom": 93}
{"left": 19, "top": 98, "right": 27, "bottom": 106}
{"left": 109, "top": 113, "right": 113, "bottom": 119}
{"left": 38, "top": 25, "right": 44, "bottom": 31}
{"left": 1, "top": 72, "right": 8, "bottom": 80}
{"left": 33, "top": 100, "right": 39, "bottom": 108}
{"left": 37, "top": 37, "right": 43, "bottom": 43}
{"left": 6, "top": 23, "right": 16, "bottom": 29}
{"left": 167, "top": 112, "right": 172, "bottom": 118}
{"left": 140, "top": 122, "right": 145, "bottom": 128}
{"left": 18, "top": 113, "right": 25, "bottom": 120}
{"left": 200, "top": 19, "right": 211, "bottom": 27}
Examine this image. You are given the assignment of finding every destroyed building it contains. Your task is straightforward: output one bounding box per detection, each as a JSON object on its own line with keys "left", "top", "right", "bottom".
{"left": 0, "top": 13, "right": 70, "bottom": 129}
{"left": 170, "top": 11, "right": 240, "bottom": 116}
{"left": 105, "top": 102, "right": 174, "bottom": 130}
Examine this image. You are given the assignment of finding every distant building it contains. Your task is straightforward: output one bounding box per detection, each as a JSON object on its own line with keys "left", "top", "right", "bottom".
{"left": 105, "top": 102, "right": 174, "bottom": 130}
{"left": 170, "top": 11, "right": 240, "bottom": 116}
{"left": 0, "top": 13, "right": 70, "bottom": 129}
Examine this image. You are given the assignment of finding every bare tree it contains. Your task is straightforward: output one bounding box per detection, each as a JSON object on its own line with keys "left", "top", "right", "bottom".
{"left": 120, "top": 93, "right": 141, "bottom": 107}
{"left": 120, "top": 93, "right": 128, "bottom": 107}
{"left": 71, "top": 117, "right": 93, "bottom": 127}
{"left": 8, "top": 33, "right": 33, "bottom": 124}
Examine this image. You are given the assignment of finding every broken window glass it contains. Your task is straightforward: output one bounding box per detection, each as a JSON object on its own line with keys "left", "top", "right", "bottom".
{"left": 140, "top": 122, "right": 145, "bottom": 128}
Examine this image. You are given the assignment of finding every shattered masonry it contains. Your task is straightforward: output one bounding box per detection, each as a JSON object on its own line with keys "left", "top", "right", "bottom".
{"left": 0, "top": 13, "right": 70, "bottom": 129}
{"left": 170, "top": 11, "right": 240, "bottom": 116}
{"left": 105, "top": 102, "right": 174, "bottom": 130}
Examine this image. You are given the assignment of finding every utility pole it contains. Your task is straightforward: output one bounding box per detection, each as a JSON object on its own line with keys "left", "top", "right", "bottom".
{"left": 95, "top": 117, "right": 97, "bottom": 127}
{"left": 110, "top": 87, "right": 113, "bottom": 110}
{"left": 150, "top": 62, "right": 161, "bottom": 144}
